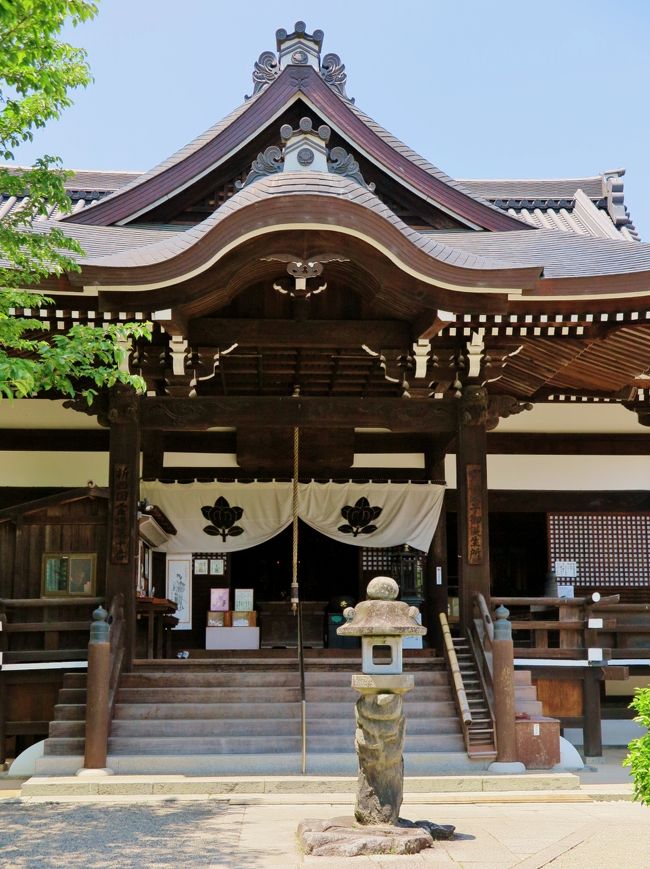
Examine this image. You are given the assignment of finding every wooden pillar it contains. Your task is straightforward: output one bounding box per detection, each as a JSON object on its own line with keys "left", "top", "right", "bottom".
{"left": 426, "top": 453, "right": 448, "bottom": 652}
{"left": 106, "top": 386, "right": 140, "bottom": 669}
{"left": 583, "top": 668, "right": 603, "bottom": 757}
{"left": 493, "top": 606, "right": 517, "bottom": 763}
{"left": 456, "top": 386, "right": 491, "bottom": 627}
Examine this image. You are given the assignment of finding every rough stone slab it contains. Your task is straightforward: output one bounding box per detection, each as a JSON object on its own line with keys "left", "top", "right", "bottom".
{"left": 298, "top": 816, "right": 438, "bottom": 857}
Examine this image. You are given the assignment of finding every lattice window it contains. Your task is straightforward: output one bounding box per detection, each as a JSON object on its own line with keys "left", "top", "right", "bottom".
{"left": 548, "top": 513, "right": 650, "bottom": 587}
{"left": 360, "top": 547, "right": 396, "bottom": 581}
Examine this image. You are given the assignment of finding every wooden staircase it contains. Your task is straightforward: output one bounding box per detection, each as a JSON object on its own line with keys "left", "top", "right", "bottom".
{"left": 38, "top": 650, "right": 492, "bottom": 774}
{"left": 451, "top": 636, "right": 497, "bottom": 758}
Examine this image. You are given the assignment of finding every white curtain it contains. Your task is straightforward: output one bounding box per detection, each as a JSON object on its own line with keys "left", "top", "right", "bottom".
{"left": 141, "top": 481, "right": 293, "bottom": 554}
{"left": 141, "top": 480, "right": 445, "bottom": 554}
{"left": 299, "top": 481, "right": 444, "bottom": 553}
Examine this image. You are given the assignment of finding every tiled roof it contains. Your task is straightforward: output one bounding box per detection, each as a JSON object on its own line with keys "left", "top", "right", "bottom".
{"left": 40, "top": 170, "right": 650, "bottom": 283}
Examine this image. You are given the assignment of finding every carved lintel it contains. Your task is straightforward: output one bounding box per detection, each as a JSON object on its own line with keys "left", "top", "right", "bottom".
{"left": 486, "top": 395, "right": 534, "bottom": 432}
{"left": 459, "top": 384, "right": 488, "bottom": 427}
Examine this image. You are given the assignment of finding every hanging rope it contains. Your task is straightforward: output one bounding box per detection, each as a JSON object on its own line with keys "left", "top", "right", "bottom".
{"left": 291, "top": 425, "right": 300, "bottom": 615}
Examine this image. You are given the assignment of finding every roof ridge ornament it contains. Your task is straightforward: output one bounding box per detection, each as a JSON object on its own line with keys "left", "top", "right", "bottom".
{"left": 245, "top": 22, "right": 353, "bottom": 102}
{"left": 237, "top": 117, "right": 374, "bottom": 190}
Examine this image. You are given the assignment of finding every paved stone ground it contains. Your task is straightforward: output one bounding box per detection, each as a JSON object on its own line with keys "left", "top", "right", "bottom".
{"left": 0, "top": 797, "right": 649, "bottom": 868}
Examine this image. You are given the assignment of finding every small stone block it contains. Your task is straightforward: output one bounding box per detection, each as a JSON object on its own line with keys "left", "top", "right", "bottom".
{"left": 297, "top": 816, "right": 439, "bottom": 857}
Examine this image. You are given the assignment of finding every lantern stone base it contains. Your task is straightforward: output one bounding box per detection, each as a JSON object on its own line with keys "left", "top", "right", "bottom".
{"left": 297, "top": 816, "right": 455, "bottom": 857}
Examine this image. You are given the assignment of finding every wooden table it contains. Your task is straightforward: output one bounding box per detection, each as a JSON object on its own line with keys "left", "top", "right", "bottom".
{"left": 136, "top": 597, "right": 178, "bottom": 658}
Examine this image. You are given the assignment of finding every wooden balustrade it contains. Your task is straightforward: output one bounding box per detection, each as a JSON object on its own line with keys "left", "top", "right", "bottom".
{"left": 0, "top": 597, "right": 103, "bottom": 664}
{"left": 439, "top": 612, "right": 472, "bottom": 738}
{"left": 490, "top": 595, "right": 650, "bottom": 660}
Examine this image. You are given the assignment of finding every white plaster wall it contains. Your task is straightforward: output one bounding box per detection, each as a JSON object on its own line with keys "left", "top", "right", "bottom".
{"left": 0, "top": 451, "right": 108, "bottom": 486}
{"left": 444, "top": 454, "right": 650, "bottom": 491}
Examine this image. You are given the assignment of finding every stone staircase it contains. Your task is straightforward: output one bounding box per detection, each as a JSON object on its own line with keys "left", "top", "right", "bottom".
{"left": 36, "top": 650, "right": 492, "bottom": 775}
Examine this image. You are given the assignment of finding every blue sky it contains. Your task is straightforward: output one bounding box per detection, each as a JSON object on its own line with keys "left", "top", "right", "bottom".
{"left": 12, "top": 0, "right": 650, "bottom": 238}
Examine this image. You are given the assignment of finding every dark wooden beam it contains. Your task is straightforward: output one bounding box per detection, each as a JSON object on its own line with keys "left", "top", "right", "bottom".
{"left": 442, "top": 490, "right": 650, "bottom": 512}
{"left": 487, "top": 433, "right": 650, "bottom": 455}
{"left": 188, "top": 318, "right": 411, "bottom": 349}
{"left": 141, "top": 396, "right": 457, "bottom": 432}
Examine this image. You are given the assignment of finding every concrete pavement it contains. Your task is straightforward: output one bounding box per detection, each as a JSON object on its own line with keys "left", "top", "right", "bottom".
{"left": 0, "top": 793, "right": 648, "bottom": 868}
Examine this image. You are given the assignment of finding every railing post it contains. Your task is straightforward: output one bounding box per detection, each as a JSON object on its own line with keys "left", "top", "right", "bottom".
{"left": 77, "top": 605, "right": 113, "bottom": 776}
{"left": 489, "top": 605, "right": 525, "bottom": 773}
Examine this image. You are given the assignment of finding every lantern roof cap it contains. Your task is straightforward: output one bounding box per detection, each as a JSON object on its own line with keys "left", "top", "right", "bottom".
{"left": 337, "top": 577, "right": 427, "bottom": 638}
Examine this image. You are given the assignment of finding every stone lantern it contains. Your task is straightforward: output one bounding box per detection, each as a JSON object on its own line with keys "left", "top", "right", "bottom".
{"left": 337, "top": 576, "right": 426, "bottom": 826}
{"left": 297, "top": 576, "right": 454, "bottom": 857}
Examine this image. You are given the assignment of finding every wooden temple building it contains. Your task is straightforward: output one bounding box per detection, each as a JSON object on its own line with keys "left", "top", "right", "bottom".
{"left": 1, "top": 22, "right": 649, "bottom": 774}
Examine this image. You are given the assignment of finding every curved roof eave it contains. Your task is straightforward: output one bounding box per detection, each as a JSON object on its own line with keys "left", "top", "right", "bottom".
{"left": 62, "top": 65, "right": 529, "bottom": 233}
{"left": 68, "top": 175, "right": 542, "bottom": 299}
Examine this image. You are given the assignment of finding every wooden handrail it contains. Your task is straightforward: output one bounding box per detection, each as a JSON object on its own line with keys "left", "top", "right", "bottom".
{"left": 474, "top": 593, "right": 494, "bottom": 648}
{"left": 439, "top": 613, "right": 472, "bottom": 738}
{"left": 492, "top": 595, "right": 620, "bottom": 607}
{"left": 0, "top": 597, "right": 104, "bottom": 609}
{"left": 107, "top": 593, "right": 126, "bottom": 721}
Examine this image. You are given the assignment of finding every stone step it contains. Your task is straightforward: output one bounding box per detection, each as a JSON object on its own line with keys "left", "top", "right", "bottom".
{"left": 34, "top": 751, "right": 497, "bottom": 777}
{"left": 62, "top": 672, "right": 87, "bottom": 689}
{"left": 99, "top": 732, "right": 466, "bottom": 756}
{"left": 514, "top": 670, "right": 532, "bottom": 685}
{"left": 515, "top": 699, "right": 544, "bottom": 715}
{"left": 114, "top": 701, "right": 301, "bottom": 721}
{"left": 308, "top": 700, "right": 457, "bottom": 719}
{"left": 58, "top": 688, "right": 87, "bottom": 704}
{"left": 121, "top": 671, "right": 301, "bottom": 689}
{"left": 514, "top": 686, "right": 539, "bottom": 701}
{"left": 54, "top": 704, "right": 86, "bottom": 721}
{"left": 304, "top": 671, "right": 448, "bottom": 687}
{"left": 116, "top": 686, "right": 302, "bottom": 704}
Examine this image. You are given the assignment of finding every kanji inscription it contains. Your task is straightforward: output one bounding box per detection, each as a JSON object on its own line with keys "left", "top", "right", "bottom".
{"left": 110, "top": 463, "right": 131, "bottom": 564}
{"left": 466, "top": 464, "right": 483, "bottom": 565}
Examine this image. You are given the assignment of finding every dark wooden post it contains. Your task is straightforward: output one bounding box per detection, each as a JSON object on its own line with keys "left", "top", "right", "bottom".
{"left": 583, "top": 667, "right": 603, "bottom": 758}
{"left": 106, "top": 386, "right": 140, "bottom": 669}
{"left": 82, "top": 605, "right": 111, "bottom": 771}
{"left": 426, "top": 453, "right": 448, "bottom": 652}
{"left": 492, "top": 605, "right": 518, "bottom": 763}
{"left": 456, "top": 386, "right": 491, "bottom": 627}
{"left": 0, "top": 611, "right": 6, "bottom": 767}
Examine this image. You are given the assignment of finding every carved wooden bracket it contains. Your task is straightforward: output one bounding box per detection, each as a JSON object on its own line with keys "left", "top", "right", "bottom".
{"left": 486, "top": 395, "right": 534, "bottom": 432}
{"left": 459, "top": 385, "right": 488, "bottom": 427}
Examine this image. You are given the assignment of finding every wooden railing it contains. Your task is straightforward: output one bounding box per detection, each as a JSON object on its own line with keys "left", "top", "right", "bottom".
{"left": 0, "top": 597, "right": 103, "bottom": 664}
{"left": 490, "top": 594, "right": 650, "bottom": 660}
{"left": 439, "top": 612, "right": 472, "bottom": 752}
{"left": 83, "top": 594, "right": 126, "bottom": 771}
{"left": 470, "top": 594, "right": 498, "bottom": 736}
{"left": 107, "top": 594, "right": 125, "bottom": 723}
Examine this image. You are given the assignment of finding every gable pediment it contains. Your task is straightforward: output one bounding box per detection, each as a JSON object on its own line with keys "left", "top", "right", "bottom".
{"left": 62, "top": 40, "right": 527, "bottom": 232}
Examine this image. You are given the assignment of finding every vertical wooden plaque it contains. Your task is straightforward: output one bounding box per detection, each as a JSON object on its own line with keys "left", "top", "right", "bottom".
{"left": 466, "top": 464, "right": 483, "bottom": 565}
{"left": 110, "top": 463, "right": 130, "bottom": 564}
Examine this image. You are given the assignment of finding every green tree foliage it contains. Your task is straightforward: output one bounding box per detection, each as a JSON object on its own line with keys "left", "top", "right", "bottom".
{"left": 623, "top": 688, "right": 650, "bottom": 805}
{"left": 0, "top": 0, "right": 150, "bottom": 401}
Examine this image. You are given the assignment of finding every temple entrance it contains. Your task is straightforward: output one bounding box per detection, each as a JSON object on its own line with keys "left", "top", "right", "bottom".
{"left": 229, "top": 520, "right": 359, "bottom": 604}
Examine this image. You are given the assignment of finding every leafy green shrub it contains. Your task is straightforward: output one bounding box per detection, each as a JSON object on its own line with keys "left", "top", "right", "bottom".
{"left": 623, "top": 687, "right": 650, "bottom": 805}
